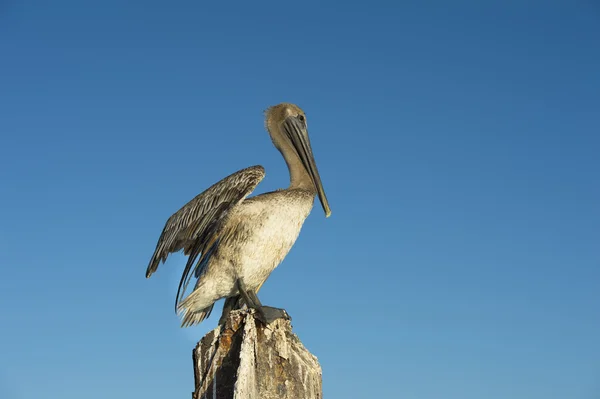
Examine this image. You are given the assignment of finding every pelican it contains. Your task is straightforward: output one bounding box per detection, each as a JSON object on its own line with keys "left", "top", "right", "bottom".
{"left": 145, "top": 103, "right": 331, "bottom": 327}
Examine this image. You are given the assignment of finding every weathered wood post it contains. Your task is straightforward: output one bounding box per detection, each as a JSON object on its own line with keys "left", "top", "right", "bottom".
{"left": 191, "top": 309, "right": 323, "bottom": 399}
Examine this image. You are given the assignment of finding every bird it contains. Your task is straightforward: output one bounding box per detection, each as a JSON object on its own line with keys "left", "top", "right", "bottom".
{"left": 145, "top": 102, "right": 331, "bottom": 327}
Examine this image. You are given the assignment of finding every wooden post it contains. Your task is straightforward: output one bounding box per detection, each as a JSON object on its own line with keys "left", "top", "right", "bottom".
{"left": 191, "top": 309, "right": 323, "bottom": 399}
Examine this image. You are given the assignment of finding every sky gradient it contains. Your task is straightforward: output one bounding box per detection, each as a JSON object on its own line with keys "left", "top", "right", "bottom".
{"left": 1, "top": 1, "right": 599, "bottom": 398}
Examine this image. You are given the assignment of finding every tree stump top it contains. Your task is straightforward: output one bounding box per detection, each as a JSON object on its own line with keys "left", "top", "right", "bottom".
{"left": 192, "top": 309, "right": 322, "bottom": 399}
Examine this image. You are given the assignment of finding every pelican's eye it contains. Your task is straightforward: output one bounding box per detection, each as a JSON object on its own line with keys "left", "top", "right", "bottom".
{"left": 297, "top": 114, "right": 307, "bottom": 128}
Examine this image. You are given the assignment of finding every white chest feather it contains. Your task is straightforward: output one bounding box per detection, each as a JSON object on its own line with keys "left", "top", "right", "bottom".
{"left": 214, "top": 190, "right": 315, "bottom": 290}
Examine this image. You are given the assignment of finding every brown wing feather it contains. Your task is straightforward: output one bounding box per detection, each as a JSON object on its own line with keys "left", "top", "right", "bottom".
{"left": 145, "top": 166, "right": 265, "bottom": 290}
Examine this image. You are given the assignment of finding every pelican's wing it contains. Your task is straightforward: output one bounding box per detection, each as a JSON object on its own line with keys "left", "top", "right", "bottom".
{"left": 145, "top": 165, "right": 265, "bottom": 307}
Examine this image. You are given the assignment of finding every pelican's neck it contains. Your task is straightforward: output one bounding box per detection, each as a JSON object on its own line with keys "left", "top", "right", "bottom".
{"left": 279, "top": 141, "right": 315, "bottom": 192}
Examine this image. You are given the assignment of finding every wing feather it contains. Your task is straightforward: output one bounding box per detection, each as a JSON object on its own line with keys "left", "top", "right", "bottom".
{"left": 145, "top": 165, "right": 265, "bottom": 306}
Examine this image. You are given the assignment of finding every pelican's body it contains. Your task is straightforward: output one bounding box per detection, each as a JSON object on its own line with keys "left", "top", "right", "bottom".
{"left": 146, "top": 103, "right": 331, "bottom": 327}
{"left": 180, "top": 187, "right": 315, "bottom": 325}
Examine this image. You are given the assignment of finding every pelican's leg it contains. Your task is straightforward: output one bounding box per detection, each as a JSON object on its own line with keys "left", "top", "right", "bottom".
{"left": 218, "top": 295, "right": 241, "bottom": 325}
{"left": 236, "top": 279, "right": 290, "bottom": 325}
{"left": 236, "top": 279, "right": 259, "bottom": 308}
{"left": 247, "top": 290, "right": 291, "bottom": 324}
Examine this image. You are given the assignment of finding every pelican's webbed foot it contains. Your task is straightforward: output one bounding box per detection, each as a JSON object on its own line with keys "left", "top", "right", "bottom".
{"left": 256, "top": 306, "right": 291, "bottom": 325}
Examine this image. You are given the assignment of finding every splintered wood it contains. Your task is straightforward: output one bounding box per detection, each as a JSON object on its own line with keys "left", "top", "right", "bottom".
{"left": 192, "top": 309, "right": 322, "bottom": 399}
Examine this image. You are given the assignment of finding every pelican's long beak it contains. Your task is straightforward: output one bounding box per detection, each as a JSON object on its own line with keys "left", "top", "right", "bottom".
{"left": 283, "top": 116, "right": 332, "bottom": 217}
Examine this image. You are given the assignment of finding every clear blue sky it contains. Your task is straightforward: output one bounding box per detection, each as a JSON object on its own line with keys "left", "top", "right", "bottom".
{"left": 1, "top": 1, "right": 598, "bottom": 398}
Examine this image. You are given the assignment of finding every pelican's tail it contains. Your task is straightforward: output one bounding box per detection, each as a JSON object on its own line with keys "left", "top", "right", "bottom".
{"left": 179, "top": 303, "right": 214, "bottom": 328}
{"left": 177, "top": 290, "right": 215, "bottom": 328}
{"left": 180, "top": 306, "right": 213, "bottom": 327}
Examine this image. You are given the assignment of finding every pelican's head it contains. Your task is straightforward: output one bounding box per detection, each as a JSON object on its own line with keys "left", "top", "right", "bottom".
{"left": 265, "top": 103, "right": 331, "bottom": 218}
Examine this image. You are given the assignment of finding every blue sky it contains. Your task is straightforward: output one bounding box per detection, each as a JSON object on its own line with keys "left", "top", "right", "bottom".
{"left": 1, "top": 1, "right": 599, "bottom": 398}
